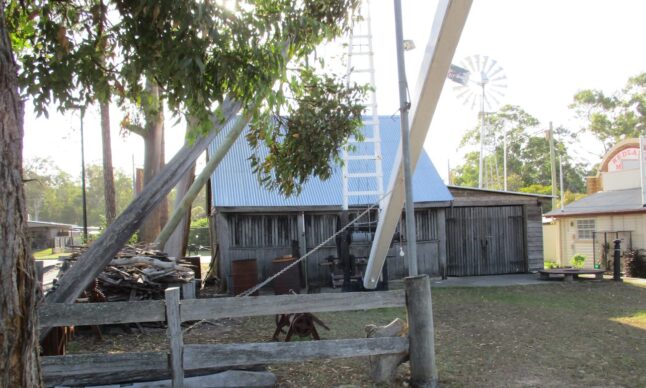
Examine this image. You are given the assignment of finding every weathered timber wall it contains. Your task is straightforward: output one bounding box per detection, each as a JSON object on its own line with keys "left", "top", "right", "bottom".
{"left": 214, "top": 208, "right": 444, "bottom": 291}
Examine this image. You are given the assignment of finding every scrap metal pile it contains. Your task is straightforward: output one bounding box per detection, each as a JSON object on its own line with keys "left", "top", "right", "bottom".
{"left": 59, "top": 245, "right": 196, "bottom": 302}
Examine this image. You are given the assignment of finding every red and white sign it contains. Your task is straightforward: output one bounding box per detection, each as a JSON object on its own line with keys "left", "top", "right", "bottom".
{"left": 608, "top": 146, "right": 640, "bottom": 172}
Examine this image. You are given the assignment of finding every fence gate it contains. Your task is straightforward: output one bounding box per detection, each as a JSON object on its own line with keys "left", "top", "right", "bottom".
{"left": 446, "top": 206, "right": 526, "bottom": 276}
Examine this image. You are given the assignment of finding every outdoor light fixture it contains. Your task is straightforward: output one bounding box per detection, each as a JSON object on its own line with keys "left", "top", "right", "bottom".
{"left": 403, "top": 39, "right": 415, "bottom": 51}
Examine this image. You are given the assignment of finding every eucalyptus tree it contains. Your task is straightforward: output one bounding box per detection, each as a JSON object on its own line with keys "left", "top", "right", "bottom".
{"left": 571, "top": 72, "right": 646, "bottom": 152}
{"left": 453, "top": 105, "right": 587, "bottom": 202}
{"left": 3, "top": 1, "right": 363, "bottom": 385}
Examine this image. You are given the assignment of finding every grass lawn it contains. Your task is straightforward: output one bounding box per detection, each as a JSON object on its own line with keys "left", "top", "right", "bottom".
{"left": 33, "top": 248, "right": 64, "bottom": 260}
{"left": 66, "top": 280, "right": 646, "bottom": 387}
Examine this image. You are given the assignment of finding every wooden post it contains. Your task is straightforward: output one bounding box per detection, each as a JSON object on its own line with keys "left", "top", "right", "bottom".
{"left": 298, "top": 212, "right": 308, "bottom": 291}
{"left": 35, "top": 260, "right": 44, "bottom": 288}
{"left": 437, "top": 209, "right": 447, "bottom": 280}
{"left": 181, "top": 282, "right": 196, "bottom": 299}
{"left": 165, "top": 287, "right": 184, "bottom": 387}
{"left": 405, "top": 275, "right": 438, "bottom": 387}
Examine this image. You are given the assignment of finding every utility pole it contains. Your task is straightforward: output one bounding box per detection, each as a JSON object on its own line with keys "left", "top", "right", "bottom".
{"left": 80, "top": 108, "right": 88, "bottom": 243}
{"left": 394, "top": 0, "right": 417, "bottom": 276}
{"left": 503, "top": 128, "right": 508, "bottom": 191}
{"left": 478, "top": 91, "right": 486, "bottom": 188}
{"left": 548, "top": 122, "right": 557, "bottom": 210}
{"left": 559, "top": 155, "right": 564, "bottom": 211}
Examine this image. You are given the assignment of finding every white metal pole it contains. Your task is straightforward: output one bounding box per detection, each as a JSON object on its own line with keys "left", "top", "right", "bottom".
{"left": 478, "top": 83, "right": 485, "bottom": 188}
{"left": 503, "top": 128, "right": 507, "bottom": 191}
{"left": 394, "top": 0, "right": 418, "bottom": 276}
{"left": 559, "top": 155, "right": 564, "bottom": 211}
{"left": 364, "top": 0, "right": 472, "bottom": 289}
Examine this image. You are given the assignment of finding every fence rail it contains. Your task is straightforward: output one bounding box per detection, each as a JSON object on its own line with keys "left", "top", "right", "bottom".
{"left": 39, "top": 280, "right": 433, "bottom": 387}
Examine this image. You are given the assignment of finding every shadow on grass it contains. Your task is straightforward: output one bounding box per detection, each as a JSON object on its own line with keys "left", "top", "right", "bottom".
{"left": 432, "top": 281, "right": 646, "bottom": 387}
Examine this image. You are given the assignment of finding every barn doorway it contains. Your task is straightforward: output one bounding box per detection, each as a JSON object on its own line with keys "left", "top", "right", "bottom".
{"left": 446, "top": 206, "right": 527, "bottom": 276}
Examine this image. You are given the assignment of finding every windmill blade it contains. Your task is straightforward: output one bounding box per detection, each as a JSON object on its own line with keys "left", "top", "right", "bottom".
{"left": 475, "top": 55, "right": 482, "bottom": 73}
{"left": 455, "top": 87, "right": 473, "bottom": 101}
{"left": 487, "top": 66, "right": 504, "bottom": 80}
{"left": 481, "top": 56, "right": 490, "bottom": 75}
{"left": 463, "top": 56, "right": 476, "bottom": 74}
{"left": 489, "top": 85, "right": 507, "bottom": 95}
{"left": 469, "top": 94, "right": 479, "bottom": 110}
{"left": 486, "top": 94, "right": 501, "bottom": 110}
{"left": 485, "top": 59, "right": 498, "bottom": 76}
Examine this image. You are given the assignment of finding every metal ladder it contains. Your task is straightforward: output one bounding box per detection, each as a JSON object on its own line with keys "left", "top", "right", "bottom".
{"left": 342, "top": 0, "right": 384, "bottom": 211}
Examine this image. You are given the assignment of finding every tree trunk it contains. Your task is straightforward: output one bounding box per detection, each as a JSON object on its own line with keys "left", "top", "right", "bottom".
{"left": 156, "top": 114, "right": 251, "bottom": 248}
{"left": 100, "top": 101, "right": 117, "bottom": 224}
{"left": 138, "top": 81, "right": 166, "bottom": 244}
{"left": 0, "top": 5, "right": 43, "bottom": 387}
{"left": 43, "top": 98, "right": 242, "bottom": 310}
{"left": 163, "top": 161, "right": 195, "bottom": 258}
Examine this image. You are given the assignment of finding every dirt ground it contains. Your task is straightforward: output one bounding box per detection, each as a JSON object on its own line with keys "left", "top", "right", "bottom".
{"left": 66, "top": 279, "right": 646, "bottom": 387}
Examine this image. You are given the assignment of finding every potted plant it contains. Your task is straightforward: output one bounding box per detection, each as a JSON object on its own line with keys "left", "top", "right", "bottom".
{"left": 570, "top": 254, "right": 586, "bottom": 269}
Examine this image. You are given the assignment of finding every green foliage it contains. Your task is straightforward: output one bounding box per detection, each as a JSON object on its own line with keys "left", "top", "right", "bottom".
{"left": 188, "top": 227, "right": 210, "bottom": 248}
{"left": 10, "top": 0, "right": 366, "bottom": 196}
{"left": 247, "top": 67, "right": 366, "bottom": 196}
{"left": 452, "top": 105, "right": 588, "bottom": 209}
{"left": 623, "top": 248, "right": 646, "bottom": 278}
{"left": 544, "top": 260, "right": 560, "bottom": 269}
{"left": 570, "top": 253, "right": 586, "bottom": 269}
{"left": 190, "top": 217, "right": 209, "bottom": 229}
{"left": 570, "top": 72, "right": 646, "bottom": 151}
{"left": 23, "top": 158, "right": 134, "bottom": 226}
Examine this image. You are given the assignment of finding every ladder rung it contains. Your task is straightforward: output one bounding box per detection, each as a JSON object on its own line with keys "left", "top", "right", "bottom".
{"left": 347, "top": 191, "right": 382, "bottom": 196}
{"left": 347, "top": 172, "right": 380, "bottom": 178}
{"left": 349, "top": 138, "right": 380, "bottom": 143}
{"left": 345, "top": 155, "right": 381, "bottom": 160}
{"left": 348, "top": 51, "right": 374, "bottom": 56}
{"left": 351, "top": 69, "right": 371, "bottom": 73}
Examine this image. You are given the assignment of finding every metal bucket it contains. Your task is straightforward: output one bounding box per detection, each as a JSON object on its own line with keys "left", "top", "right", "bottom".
{"left": 231, "top": 258, "right": 258, "bottom": 296}
{"left": 272, "top": 255, "right": 301, "bottom": 295}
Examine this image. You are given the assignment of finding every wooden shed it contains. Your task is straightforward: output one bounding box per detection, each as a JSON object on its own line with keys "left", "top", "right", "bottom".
{"left": 445, "top": 186, "right": 549, "bottom": 276}
{"left": 209, "top": 117, "right": 452, "bottom": 291}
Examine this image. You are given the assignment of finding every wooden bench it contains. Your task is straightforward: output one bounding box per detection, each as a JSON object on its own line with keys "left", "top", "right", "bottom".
{"left": 538, "top": 269, "right": 605, "bottom": 282}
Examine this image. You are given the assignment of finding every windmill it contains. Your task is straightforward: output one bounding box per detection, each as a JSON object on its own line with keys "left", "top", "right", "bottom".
{"left": 449, "top": 55, "right": 507, "bottom": 189}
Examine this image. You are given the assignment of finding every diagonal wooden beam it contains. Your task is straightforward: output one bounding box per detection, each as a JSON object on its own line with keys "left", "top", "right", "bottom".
{"left": 44, "top": 99, "right": 242, "bottom": 310}
{"left": 363, "top": 0, "right": 472, "bottom": 288}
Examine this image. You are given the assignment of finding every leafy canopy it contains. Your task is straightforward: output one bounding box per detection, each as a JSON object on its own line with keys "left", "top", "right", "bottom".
{"left": 570, "top": 72, "right": 646, "bottom": 151}
{"left": 9, "top": 0, "right": 366, "bottom": 195}
{"left": 453, "top": 105, "right": 587, "bottom": 202}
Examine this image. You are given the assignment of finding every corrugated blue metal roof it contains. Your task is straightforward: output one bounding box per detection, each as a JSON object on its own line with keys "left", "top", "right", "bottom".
{"left": 209, "top": 116, "right": 452, "bottom": 208}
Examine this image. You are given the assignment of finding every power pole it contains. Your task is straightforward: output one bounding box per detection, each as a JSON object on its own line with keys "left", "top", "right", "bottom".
{"left": 80, "top": 108, "right": 88, "bottom": 243}
{"left": 559, "top": 155, "right": 564, "bottom": 211}
{"left": 394, "top": 0, "right": 418, "bottom": 276}
{"left": 548, "top": 122, "right": 557, "bottom": 210}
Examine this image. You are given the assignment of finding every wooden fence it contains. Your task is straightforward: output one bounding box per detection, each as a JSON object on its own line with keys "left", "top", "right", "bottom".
{"left": 39, "top": 276, "right": 436, "bottom": 387}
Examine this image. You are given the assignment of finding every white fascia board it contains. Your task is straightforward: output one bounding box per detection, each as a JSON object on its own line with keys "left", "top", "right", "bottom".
{"left": 363, "top": 0, "right": 473, "bottom": 288}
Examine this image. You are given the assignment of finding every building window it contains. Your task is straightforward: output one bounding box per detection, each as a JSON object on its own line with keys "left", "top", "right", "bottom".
{"left": 576, "top": 219, "right": 595, "bottom": 240}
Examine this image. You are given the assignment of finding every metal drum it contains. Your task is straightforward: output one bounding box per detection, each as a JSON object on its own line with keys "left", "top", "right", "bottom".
{"left": 272, "top": 255, "right": 301, "bottom": 295}
{"left": 231, "top": 258, "right": 258, "bottom": 296}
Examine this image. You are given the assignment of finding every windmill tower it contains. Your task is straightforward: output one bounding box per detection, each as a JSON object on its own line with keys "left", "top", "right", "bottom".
{"left": 451, "top": 55, "right": 507, "bottom": 189}
{"left": 342, "top": 0, "right": 384, "bottom": 211}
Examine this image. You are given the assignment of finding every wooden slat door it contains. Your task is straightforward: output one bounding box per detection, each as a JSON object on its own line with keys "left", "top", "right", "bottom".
{"left": 446, "top": 206, "right": 526, "bottom": 276}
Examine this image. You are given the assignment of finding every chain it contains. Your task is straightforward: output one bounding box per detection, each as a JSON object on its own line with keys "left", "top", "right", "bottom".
{"left": 236, "top": 189, "right": 392, "bottom": 297}
{"left": 182, "top": 189, "right": 393, "bottom": 334}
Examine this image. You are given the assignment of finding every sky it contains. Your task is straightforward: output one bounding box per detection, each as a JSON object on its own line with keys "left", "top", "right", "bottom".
{"left": 22, "top": 0, "right": 646, "bottom": 183}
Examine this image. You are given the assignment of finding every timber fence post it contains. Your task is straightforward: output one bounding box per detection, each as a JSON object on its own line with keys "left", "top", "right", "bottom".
{"left": 405, "top": 275, "right": 438, "bottom": 387}
{"left": 165, "top": 287, "right": 184, "bottom": 387}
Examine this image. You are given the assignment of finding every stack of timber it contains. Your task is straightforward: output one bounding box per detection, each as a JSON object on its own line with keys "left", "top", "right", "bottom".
{"left": 54, "top": 245, "right": 196, "bottom": 302}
